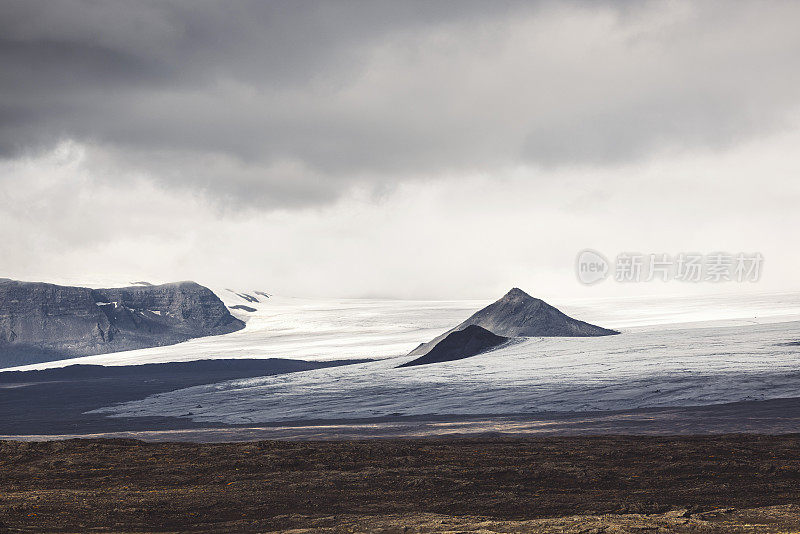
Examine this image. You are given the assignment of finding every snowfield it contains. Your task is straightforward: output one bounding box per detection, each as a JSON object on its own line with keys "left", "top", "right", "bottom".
{"left": 5, "top": 284, "right": 800, "bottom": 424}
{"left": 3, "top": 295, "right": 486, "bottom": 370}
{"left": 7, "top": 289, "right": 800, "bottom": 371}
{"left": 82, "top": 291, "right": 800, "bottom": 424}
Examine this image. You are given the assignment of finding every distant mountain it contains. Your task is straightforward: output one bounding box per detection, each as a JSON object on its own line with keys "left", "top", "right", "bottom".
{"left": 409, "top": 288, "right": 618, "bottom": 358}
{"left": 399, "top": 325, "right": 508, "bottom": 367}
{"left": 0, "top": 279, "right": 245, "bottom": 367}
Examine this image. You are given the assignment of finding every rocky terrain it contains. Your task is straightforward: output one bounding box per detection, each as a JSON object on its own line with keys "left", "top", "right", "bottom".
{"left": 399, "top": 324, "right": 508, "bottom": 367}
{"left": 409, "top": 287, "right": 618, "bottom": 358}
{"left": 290, "top": 506, "right": 800, "bottom": 533}
{"left": 0, "top": 279, "right": 244, "bottom": 367}
{"left": 1, "top": 435, "right": 800, "bottom": 532}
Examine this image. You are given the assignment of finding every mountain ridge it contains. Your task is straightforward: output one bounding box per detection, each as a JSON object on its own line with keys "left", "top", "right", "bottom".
{"left": 0, "top": 279, "right": 244, "bottom": 367}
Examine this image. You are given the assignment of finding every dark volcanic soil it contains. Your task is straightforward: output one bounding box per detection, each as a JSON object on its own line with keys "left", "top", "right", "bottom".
{"left": 2, "top": 435, "right": 800, "bottom": 532}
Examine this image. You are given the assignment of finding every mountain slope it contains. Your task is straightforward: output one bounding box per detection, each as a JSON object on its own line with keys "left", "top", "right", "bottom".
{"left": 0, "top": 279, "right": 244, "bottom": 367}
{"left": 409, "top": 287, "right": 618, "bottom": 358}
{"left": 399, "top": 325, "right": 508, "bottom": 367}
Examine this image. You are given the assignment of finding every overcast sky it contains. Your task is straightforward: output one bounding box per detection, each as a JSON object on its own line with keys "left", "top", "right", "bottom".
{"left": 1, "top": 0, "right": 799, "bottom": 298}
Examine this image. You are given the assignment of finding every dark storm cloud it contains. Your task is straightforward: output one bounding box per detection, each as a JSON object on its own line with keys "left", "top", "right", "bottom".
{"left": 0, "top": 0, "right": 524, "bottom": 204}
{"left": 2, "top": 0, "right": 800, "bottom": 206}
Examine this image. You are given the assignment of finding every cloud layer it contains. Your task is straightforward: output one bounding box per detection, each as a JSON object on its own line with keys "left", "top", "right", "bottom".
{"left": 1, "top": 1, "right": 800, "bottom": 296}
{"left": 3, "top": 1, "right": 800, "bottom": 206}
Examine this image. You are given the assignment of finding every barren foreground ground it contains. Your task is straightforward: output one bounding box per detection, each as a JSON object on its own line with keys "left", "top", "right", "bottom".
{"left": 2, "top": 435, "right": 800, "bottom": 532}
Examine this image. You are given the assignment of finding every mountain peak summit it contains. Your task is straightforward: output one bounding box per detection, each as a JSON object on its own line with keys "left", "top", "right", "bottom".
{"left": 501, "top": 287, "right": 535, "bottom": 301}
{"left": 408, "top": 287, "right": 618, "bottom": 358}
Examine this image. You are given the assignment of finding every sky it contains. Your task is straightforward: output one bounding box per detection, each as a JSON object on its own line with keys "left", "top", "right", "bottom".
{"left": 1, "top": 0, "right": 799, "bottom": 299}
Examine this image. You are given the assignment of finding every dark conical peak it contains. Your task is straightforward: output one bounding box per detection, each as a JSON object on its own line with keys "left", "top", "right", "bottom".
{"left": 504, "top": 287, "right": 527, "bottom": 297}
{"left": 478, "top": 287, "right": 617, "bottom": 337}
{"left": 407, "top": 285, "right": 618, "bottom": 358}
{"left": 501, "top": 287, "right": 535, "bottom": 301}
{"left": 454, "top": 324, "right": 503, "bottom": 338}
{"left": 497, "top": 288, "right": 549, "bottom": 311}
{"left": 399, "top": 324, "right": 508, "bottom": 367}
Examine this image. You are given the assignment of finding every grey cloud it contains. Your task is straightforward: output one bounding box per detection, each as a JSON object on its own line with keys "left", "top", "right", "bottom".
{"left": 2, "top": 0, "right": 800, "bottom": 207}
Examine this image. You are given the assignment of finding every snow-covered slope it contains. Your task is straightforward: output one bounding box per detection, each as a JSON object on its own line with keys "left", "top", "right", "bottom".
{"left": 92, "top": 317, "right": 800, "bottom": 423}
{"left": 0, "top": 287, "right": 785, "bottom": 422}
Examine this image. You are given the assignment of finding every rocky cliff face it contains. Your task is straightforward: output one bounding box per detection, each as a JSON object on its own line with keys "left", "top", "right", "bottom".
{"left": 0, "top": 279, "right": 245, "bottom": 367}
{"left": 409, "top": 287, "right": 618, "bottom": 358}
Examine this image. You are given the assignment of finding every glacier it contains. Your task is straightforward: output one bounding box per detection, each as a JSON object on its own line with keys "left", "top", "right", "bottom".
{"left": 87, "top": 291, "right": 800, "bottom": 425}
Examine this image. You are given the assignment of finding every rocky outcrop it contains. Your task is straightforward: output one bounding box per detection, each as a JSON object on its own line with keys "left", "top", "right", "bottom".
{"left": 229, "top": 305, "right": 257, "bottom": 312}
{"left": 398, "top": 325, "right": 508, "bottom": 367}
{"left": 409, "top": 287, "right": 618, "bottom": 358}
{"left": 0, "top": 279, "right": 244, "bottom": 367}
